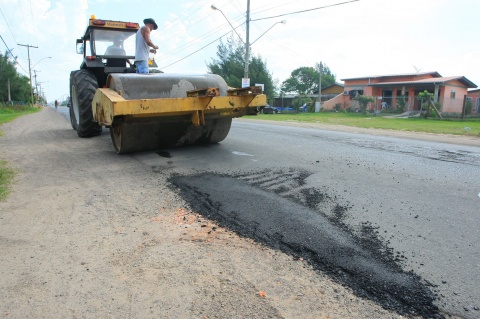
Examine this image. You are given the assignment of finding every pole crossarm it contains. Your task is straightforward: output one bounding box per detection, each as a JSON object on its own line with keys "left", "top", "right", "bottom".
{"left": 18, "top": 43, "right": 38, "bottom": 105}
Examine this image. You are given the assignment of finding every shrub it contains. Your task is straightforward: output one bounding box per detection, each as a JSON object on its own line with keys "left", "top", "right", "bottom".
{"left": 396, "top": 97, "right": 406, "bottom": 113}
{"left": 353, "top": 95, "right": 375, "bottom": 114}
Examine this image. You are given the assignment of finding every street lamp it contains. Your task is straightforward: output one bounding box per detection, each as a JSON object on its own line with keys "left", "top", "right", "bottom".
{"left": 210, "top": 5, "right": 244, "bottom": 44}
{"left": 249, "top": 20, "right": 286, "bottom": 46}
{"left": 32, "top": 56, "right": 52, "bottom": 69}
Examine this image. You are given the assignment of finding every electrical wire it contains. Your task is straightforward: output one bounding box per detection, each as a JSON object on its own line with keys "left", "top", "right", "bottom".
{"left": 0, "top": 35, "right": 15, "bottom": 58}
{"left": 159, "top": 24, "right": 245, "bottom": 70}
{"left": 156, "top": 0, "right": 211, "bottom": 44}
{"left": 17, "top": 2, "right": 31, "bottom": 44}
{"left": 158, "top": 2, "right": 246, "bottom": 62}
{"left": 0, "top": 38, "right": 28, "bottom": 73}
{"left": 151, "top": 1, "right": 359, "bottom": 72}
{"left": 0, "top": 6, "right": 28, "bottom": 70}
{"left": 28, "top": 0, "right": 39, "bottom": 48}
{"left": 251, "top": 0, "right": 360, "bottom": 21}
{"left": 249, "top": 0, "right": 298, "bottom": 16}
{"left": 161, "top": 22, "right": 236, "bottom": 57}
{"left": 229, "top": 0, "right": 244, "bottom": 15}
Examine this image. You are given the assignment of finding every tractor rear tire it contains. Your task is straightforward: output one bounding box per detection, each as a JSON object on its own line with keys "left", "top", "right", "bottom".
{"left": 69, "top": 70, "right": 102, "bottom": 137}
{"left": 69, "top": 100, "right": 78, "bottom": 130}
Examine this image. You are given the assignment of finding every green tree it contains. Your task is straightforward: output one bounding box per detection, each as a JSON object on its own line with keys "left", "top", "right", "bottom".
{"left": 292, "top": 95, "right": 314, "bottom": 112}
{"left": 0, "top": 52, "right": 31, "bottom": 103}
{"left": 281, "top": 63, "right": 336, "bottom": 95}
{"left": 418, "top": 90, "right": 433, "bottom": 118}
{"left": 207, "top": 36, "right": 275, "bottom": 101}
{"left": 354, "top": 95, "right": 375, "bottom": 114}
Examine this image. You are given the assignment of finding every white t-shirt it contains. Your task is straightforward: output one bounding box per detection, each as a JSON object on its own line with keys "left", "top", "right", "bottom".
{"left": 135, "top": 27, "right": 149, "bottom": 61}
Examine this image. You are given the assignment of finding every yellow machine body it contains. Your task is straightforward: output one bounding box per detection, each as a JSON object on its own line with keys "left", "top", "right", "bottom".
{"left": 92, "top": 84, "right": 266, "bottom": 127}
{"left": 89, "top": 73, "right": 266, "bottom": 153}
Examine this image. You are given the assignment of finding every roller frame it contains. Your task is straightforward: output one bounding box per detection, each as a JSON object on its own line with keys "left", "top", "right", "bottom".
{"left": 92, "top": 86, "right": 266, "bottom": 127}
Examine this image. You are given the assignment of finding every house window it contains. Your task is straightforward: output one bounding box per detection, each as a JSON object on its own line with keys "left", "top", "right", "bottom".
{"left": 349, "top": 90, "right": 364, "bottom": 98}
{"left": 476, "top": 98, "right": 480, "bottom": 113}
{"left": 450, "top": 91, "right": 456, "bottom": 99}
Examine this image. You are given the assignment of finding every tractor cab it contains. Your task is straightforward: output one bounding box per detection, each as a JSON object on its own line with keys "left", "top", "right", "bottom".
{"left": 76, "top": 17, "right": 140, "bottom": 86}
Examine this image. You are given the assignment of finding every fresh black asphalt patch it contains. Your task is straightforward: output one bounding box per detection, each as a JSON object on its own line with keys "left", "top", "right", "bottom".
{"left": 169, "top": 170, "right": 442, "bottom": 318}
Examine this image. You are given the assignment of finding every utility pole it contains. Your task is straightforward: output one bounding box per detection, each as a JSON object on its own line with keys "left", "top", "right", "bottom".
{"left": 317, "top": 62, "right": 323, "bottom": 112}
{"left": 18, "top": 43, "right": 38, "bottom": 105}
{"left": 242, "top": 0, "right": 251, "bottom": 87}
{"left": 36, "top": 81, "right": 48, "bottom": 105}
{"left": 8, "top": 78, "right": 11, "bottom": 104}
{"left": 34, "top": 70, "right": 38, "bottom": 103}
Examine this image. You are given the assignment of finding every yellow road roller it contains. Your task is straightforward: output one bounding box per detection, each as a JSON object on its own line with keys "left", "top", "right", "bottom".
{"left": 69, "top": 17, "right": 266, "bottom": 153}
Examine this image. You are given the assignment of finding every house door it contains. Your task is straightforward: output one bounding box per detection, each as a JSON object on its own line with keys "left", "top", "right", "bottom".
{"left": 382, "top": 90, "right": 393, "bottom": 108}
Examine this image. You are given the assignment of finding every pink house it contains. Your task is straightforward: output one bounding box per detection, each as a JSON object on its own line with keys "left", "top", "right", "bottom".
{"left": 467, "top": 89, "right": 480, "bottom": 114}
{"left": 323, "top": 72, "right": 477, "bottom": 114}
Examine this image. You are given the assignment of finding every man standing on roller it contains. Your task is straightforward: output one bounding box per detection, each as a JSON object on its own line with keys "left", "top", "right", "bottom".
{"left": 135, "top": 18, "right": 159, "bottom": 74}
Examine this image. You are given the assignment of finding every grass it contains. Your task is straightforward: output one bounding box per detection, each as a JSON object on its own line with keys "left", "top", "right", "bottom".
{"left": 252, "top": 112, "right": 480, "bottom": 136}
{"left": 0, "top": 161, "right": 15, "bottom": 201}
{"left": 0, "top": 105, "right": 40, "bottom": 125}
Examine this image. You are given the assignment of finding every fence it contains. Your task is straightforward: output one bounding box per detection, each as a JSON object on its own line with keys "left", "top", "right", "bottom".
{"left": 377, "top": 96, "right": 476, "bottom": 114}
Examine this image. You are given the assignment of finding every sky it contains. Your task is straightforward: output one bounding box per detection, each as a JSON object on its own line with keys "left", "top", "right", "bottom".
{"left": 1, "top": 0, "right": 479, "bottom": 103}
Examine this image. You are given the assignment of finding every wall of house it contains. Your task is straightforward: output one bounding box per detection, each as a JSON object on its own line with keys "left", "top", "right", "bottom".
{"left": 322, "top": 85, "right": 344, "bottom": 95}
{"left": 322, "top": 93, "right": 346, "bottom": 110}
{"left": 440, "top": 81, "right": 468, "bottom": 113}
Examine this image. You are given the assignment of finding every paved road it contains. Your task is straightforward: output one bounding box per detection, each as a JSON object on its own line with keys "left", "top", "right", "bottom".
{"left": 56, "top": 106, "right": 480, "bottom": 318}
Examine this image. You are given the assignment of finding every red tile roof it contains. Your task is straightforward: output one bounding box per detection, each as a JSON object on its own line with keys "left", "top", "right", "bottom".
{"left": 368, "top": 76, "right": 477, "bottom": 88}
{"left": 341, "top": 71, "right": 442, "bottom": 81}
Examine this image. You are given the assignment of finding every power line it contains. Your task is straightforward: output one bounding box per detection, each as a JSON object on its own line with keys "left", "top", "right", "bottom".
{"left": 249, "top": 0, "right": 297, "bottom": 16}
{"left": 0, "top": 6, "right": 27, "bottom": 63}
{"left": 28, "top": 0, "right": 39, "bottom": 47}
{"left": 162, "top": 22, "right": 235, "bottom": 58}
{"left": 17, "top": 2, "right": 31, "bottom": 44}
{"left": 0, "top": 35, "right": 15, "bottom": 59}
{"left": 251, "top": 0, "right": 360, "bottom": 21}
{"left": 159, "top": 26, "right": 243, "bottom": 70}
{"left": 0, "top": 35, "right": 28, "bottom": 73}
{"left": 158, "top": 4, "right": 246, "bottom": 62}
{"left": 156, "top": 0, "right": 206, "bottom": 34}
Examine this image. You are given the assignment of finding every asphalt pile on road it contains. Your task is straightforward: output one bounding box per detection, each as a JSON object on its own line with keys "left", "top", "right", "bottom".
{"left": 170, "top": 170, "right": 443, "bottom": 318}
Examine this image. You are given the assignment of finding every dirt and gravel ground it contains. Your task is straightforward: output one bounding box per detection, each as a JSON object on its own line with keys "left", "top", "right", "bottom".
{"left": 1, "top": 107, "right": 473, "bottom": 318}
